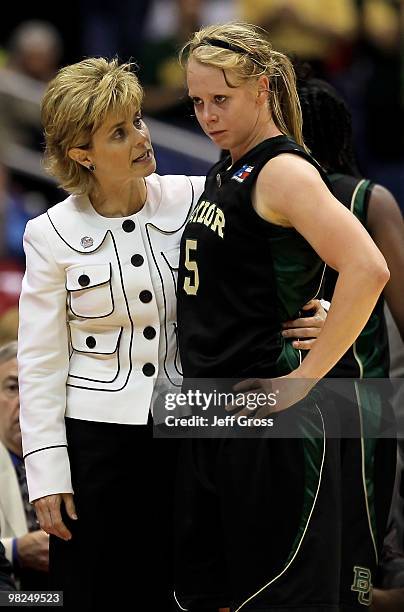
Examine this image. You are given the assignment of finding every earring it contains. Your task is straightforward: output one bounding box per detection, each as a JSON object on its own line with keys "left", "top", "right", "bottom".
{"left": 88, "top": 164, "right": 96, "bottom": 172}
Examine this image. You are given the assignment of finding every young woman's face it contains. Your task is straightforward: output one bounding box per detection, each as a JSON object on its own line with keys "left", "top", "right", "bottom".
{"left": 187, "top": 58, "right": 262, "bottom": 154}
{"left": 88, "top": 107, "right": 156, "bottom": 184}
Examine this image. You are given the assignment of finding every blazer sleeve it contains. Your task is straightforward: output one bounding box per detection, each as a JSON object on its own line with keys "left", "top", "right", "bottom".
{"left": 18, "top": 218, "right": 73, "bottom": 502}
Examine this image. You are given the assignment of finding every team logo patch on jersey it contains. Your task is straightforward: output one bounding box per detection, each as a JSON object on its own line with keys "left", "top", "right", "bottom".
{"left": 351, "top": 566, "right": 373, "bottom": 605}
{"left": 231, "top": 164, "right": 254, "bottom": 183}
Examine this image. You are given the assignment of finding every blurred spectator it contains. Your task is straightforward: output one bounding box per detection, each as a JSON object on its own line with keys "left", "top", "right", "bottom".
{"left": 361, "top": 0, "right": 401, "bottom": 51}
{"left": 0, "top": 68, "right": 42, "bottom": 153}
{"left": 138, "top": 0, "right": 201, "bottom": 126}
{"left": 355, "top": 0, "right": 404, "bottom": 212}
{"left": 239, "top": 0, "right": 358, "bottom": 77}
{"left": 0, "top": 256, "right": 22, "bottom": 344}
{"left": 0, "top": 20, "right": 63, "bottom": 150}
{"left": 139, "top": 0, "right": 237, "bottom": 127}
{"left": 79, "top": 0, "right": 151, "bottom": 60}
{"left": 0, "top": 342, "right": 49, "bottom": 589}
{"left": 0, "top": 161, "right": 7, "bottom": 256}
{"left": 0, "top": 158, "right": 53, "bottom": 260}
{"left": 298, "top": 76, "right": 404, "bottom": 377}
{"left": 297, "top": 78, "right": 402, "bottom": 609}
{"left": 6, "top": 20, "right": 63, "bottom": 83}
{"left": 0, "top": 21, "right": 65, "bottom": 259}
{"left": 0, "top": 147, "right": 55, "bottom": 262}
{"left": 142, "top": 0, "right": 236, "bottom": 46}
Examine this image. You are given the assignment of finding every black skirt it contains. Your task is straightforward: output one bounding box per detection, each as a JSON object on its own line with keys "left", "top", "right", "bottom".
{"left": 50, "top": 416, "right": 179, "bottom": 611}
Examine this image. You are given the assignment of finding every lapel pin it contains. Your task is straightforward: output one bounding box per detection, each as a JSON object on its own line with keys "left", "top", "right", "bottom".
{"left": 216, "top": 173, "right": 221, "bottom": 188}
{"left": 80, "top": 236, "right": 94, "bottom": 249}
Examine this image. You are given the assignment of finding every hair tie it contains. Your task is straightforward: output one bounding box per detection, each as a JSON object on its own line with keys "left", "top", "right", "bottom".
{"left": 196, "top": 38, "right": 266, "bottom": 69}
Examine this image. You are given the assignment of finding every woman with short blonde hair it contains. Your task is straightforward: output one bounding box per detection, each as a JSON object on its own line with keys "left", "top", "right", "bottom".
{"left": 17, "top": 56, "right": 205, "bottom": 611}
{"left": 41, "top": 58, "right": 144, "bottom": 196}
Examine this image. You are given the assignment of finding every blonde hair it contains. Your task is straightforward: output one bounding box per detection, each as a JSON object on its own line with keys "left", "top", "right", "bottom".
{"left": 180, "top": 22, "right": 306, "bottom": 149}
{"left": 41, "top": 57, "right": 144, "bottom": 195}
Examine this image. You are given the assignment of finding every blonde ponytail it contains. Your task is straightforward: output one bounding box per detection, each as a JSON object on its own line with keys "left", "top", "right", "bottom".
{"left": 268, "top": 51, "right": 305, "bottom": 148}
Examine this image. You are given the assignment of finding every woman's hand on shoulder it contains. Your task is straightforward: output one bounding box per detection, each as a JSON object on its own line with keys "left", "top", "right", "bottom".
{"left": 33, "top": 493, "right": 78, "bottom": 541}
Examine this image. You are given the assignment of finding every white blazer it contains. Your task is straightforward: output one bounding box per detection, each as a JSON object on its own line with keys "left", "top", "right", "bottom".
{"left": 17, "top": 173, "right": 205, "bottom": 502}
{"left": 0, "top": 442, "right": 27, "bottom": 563}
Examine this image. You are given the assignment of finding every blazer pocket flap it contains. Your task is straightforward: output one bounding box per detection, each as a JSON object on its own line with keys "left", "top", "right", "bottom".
{"left": 66, "top": 263, "right": 112, "bottom": 291}
{"left": 69, "top": 324, "right": 122, "bottom": 355}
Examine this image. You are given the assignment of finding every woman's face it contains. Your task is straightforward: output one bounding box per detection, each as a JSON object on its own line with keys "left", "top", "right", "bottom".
{"left": 88, "top": 107, "right": 156, "bottom": 185}
{"left": 187, "top": 58, "right": 264, "bottom": 156}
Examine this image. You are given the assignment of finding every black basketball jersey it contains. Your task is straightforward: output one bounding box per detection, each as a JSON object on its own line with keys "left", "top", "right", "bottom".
{"left": 325, "top": 173, "right": 390, "bottom": 378}
{"left": 177, "top": 136, "right": 328, "bottom": 380}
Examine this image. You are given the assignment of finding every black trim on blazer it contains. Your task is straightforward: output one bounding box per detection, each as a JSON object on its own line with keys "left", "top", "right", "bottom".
{"left": 68, "top": 327, "right": 122, "bottom": 384}
{"left": 65, "top": 262, "right": 112, "bottom": 291}
{"left": 160, "top": 251, "right": 179, "bottom": 272}
{"left": 68, "top": 284, "right": 114, "bottom": 319}
{"left": 69, "top": 325, "right": 122, "bottom": 355}
{"left": 173, "top": 322, "right": 183, "bottom": 377}
{"left": 145, "top": 177, "right": 195, "bottom": 386}
{"left": 67, "top": 280, "right": 115, "bottom": 320}
{"left": 66, "top": 233, "right": 134, "bottom": 392}
{"left": 23, "top": 445, "right": 67, "bottom": 460}
{"left": 161, "top": 251, "right": 179, "bottom": 298}
{"left": 50, "top": 215, "right": 116, "bottom": 317}
{"left": 47, "top": 211, "right": 109, "bottom": 253}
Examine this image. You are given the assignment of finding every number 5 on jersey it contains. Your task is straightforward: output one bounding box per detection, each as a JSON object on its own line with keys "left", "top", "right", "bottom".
{"left": 184, "top": 239, "right": 199, "bottom": 295}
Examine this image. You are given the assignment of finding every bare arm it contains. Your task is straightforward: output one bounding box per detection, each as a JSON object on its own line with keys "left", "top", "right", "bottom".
{"left": 367, "top": 184, "right": 404, "bottom": 341}
{"left": 254, "top": 154, "right": 389, "bottom": 384}
{"left": 372, "top": 588, "right": 404, "bottom": 611}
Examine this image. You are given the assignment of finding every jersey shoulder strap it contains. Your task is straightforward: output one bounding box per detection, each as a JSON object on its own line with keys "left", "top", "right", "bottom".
{"left": 328, "top": 173, "right": 373, "bottom": 225}
{"left": 259, "top": 138, "right": 333, "bottom": 191}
